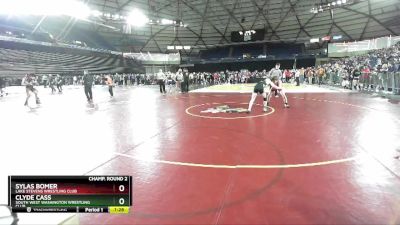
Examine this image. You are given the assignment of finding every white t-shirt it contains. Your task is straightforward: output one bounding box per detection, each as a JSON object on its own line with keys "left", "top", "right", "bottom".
{"left": 176, "top": 72, "right": 183, "bottom": 81}
{"left": 156, "top": 72, "right": 166, "bottom": 80}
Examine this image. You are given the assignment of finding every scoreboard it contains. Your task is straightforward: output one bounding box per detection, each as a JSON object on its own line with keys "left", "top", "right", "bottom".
{"left": 231, "top": 29, "right": 265, "bottom": 42}
{"left": 8, "top": 176, "right": 132, "bottom": 213}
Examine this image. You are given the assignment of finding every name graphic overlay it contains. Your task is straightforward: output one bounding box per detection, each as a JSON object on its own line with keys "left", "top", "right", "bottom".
{"left": 8, "top": 176, "right": 132, "bottom": 214}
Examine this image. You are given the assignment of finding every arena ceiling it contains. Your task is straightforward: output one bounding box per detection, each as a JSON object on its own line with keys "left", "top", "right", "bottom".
{"left": 82, "top": 0, "right": 400, "bottom": 53}
{"left": 4, "top": 0, "right": 398, "bottom": 54}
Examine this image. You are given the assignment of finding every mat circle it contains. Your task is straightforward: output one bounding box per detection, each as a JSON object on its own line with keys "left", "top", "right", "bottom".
{"left": 186, "top": 102, "right": 275, "bottom": 119}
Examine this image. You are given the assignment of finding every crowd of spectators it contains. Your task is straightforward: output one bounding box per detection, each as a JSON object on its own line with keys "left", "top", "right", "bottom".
{"left": 320, "top": 42, "right": 400, "bottom": 91}
{"left": 1, "top": 42, "right": 399, "bottom": 96}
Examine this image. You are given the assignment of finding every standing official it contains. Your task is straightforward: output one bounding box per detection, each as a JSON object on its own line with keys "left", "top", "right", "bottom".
{"left": 269, "top": 63, "right": 282, "bottom": 97}
{"left": 175, "top": 69, "right": 183, "bottom": 93}
{"left": 83, "top": 70, "right": 93, "bottom": 102}
{"left": 295, "top": 69, "right": 300, "bottom": 86}
{"left": 183, "top": 69, "right": 189, "bottom": 93}
{"left": 156, "top": 69, "right": 166, "bottom": 94}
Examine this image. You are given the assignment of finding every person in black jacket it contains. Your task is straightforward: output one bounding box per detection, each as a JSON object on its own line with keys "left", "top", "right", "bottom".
{"left": 56, "top": 74, "right": 63, "bottom": 93}
{"left": 0, "top": 77, "right": 7, "bottom": 97}
{"left": 182, "top": 69, "right": 190, "bottom": 93}
{"left": 83, "top": 70, "right": 93, "bottom": 102}
{"left": 49, "top": 75, "right": 57, "bottom": 94}
{"left": 352, "top": 67, "right": 362, "bottom": 90}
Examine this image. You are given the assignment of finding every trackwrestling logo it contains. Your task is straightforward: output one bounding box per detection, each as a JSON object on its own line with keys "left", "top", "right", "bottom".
{"left": 200, "top": 105, "right": 248, "bottom": 114}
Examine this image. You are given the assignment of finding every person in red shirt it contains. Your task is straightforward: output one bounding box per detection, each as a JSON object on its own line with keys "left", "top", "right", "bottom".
{"left": 361, "top": 66, "right": 371, "bottom": 90}
{"left": 284, "top": 69, "right": 292, "bottom": 83}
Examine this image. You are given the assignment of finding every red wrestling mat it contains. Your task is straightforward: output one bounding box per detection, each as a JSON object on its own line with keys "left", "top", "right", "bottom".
{"left": 76, "top": 91, "right": 400, "bottom": 225}
{"left": 2, "top": 87, "right": 398, "bottom": 225}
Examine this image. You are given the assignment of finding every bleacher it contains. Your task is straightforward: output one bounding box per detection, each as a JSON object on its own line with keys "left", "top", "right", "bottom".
{"left": 199, "top": 43, "right": 306, "bottom": 61}
{"left": 267, "top": 43, "right": 304, "bottom": 58}
{"left": 232, "top": 44, "right": 264, "bottom": 58}
{"left": 200, "top": 47, "right": 230, "bottom": 60}
{"left": 0, "top": 40, "right": 143, "bottom": 75}
{"left": 65, "top": 28, "right": 117, "bottom": 51}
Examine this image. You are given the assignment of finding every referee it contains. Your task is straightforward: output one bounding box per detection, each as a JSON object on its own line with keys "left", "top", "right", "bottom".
{"left": 269, "top": 63, "right": 283, "bottom": 97}
{"left": 83, "top": 70, "right": 93, "bottom": 102}
{"left": 156, "top": 69, "right": 166, "bottom": 94}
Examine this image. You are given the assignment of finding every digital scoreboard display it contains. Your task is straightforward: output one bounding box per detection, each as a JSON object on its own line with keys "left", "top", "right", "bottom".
{"left": 231, "top": 29, "right": 265, "bottom": 42}
{"left": 8, "top": 176, "right": 132, "bottom": 213}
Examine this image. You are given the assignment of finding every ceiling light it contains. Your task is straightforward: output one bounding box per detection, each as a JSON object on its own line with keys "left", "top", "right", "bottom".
{"left": 66, "top": 1, "right": 91, "bottom": 19}
{"left": 127, "top": 9, "right": 148, "bottom": 27}
{"left": 161, "top": 19, "right": 173, "bottom": 25}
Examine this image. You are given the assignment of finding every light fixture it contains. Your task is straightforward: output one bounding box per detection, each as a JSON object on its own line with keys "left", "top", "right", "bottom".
{"left": 167, "top": 46, "right": 175, "bottom": 50}
{"left": 161, "top": 19, "right": 173, "bottom": 25}
{"left": 175, "top": 46, "right": 183, "bottom": 50}
{"left": 183, "top": 46, "right": 191, "bottom": 50}
{"left": 310, "top": 0, "right": 355, "bottom": 14}
{"left": 127, "top": 8, "right": 148, "bottom": 27}
{"left": 332, "top": 35, "right": 343, "bottom": 40}
{"left": 66, "top": 1, "right": 91, "bottom": 19}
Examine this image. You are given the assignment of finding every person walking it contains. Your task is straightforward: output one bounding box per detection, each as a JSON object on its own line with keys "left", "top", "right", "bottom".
{"left": 22, "top": 73, "right": 41, "bottom": 107}
{"left": 56, "top": 74, "right": 63, "bottom": 93}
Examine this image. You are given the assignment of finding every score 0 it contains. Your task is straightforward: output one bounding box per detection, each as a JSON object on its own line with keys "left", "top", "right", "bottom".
{"left": 118, "top": 184, "right": 125, "bottom": 192}
{"left": 117, "top": 183, "right": 128, "bottom": 206}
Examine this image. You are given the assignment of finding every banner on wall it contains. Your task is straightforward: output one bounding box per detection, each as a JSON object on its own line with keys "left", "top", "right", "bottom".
{"left": 328, "top": 35, "right": 400, "bottom": 57}
{"left": 123, "top": 52, "right": 181, "bottom": 64}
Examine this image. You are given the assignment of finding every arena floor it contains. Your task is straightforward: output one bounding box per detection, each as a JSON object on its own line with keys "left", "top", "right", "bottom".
{"left": 1, "top": 84, "right": 400, "bottom": 225}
